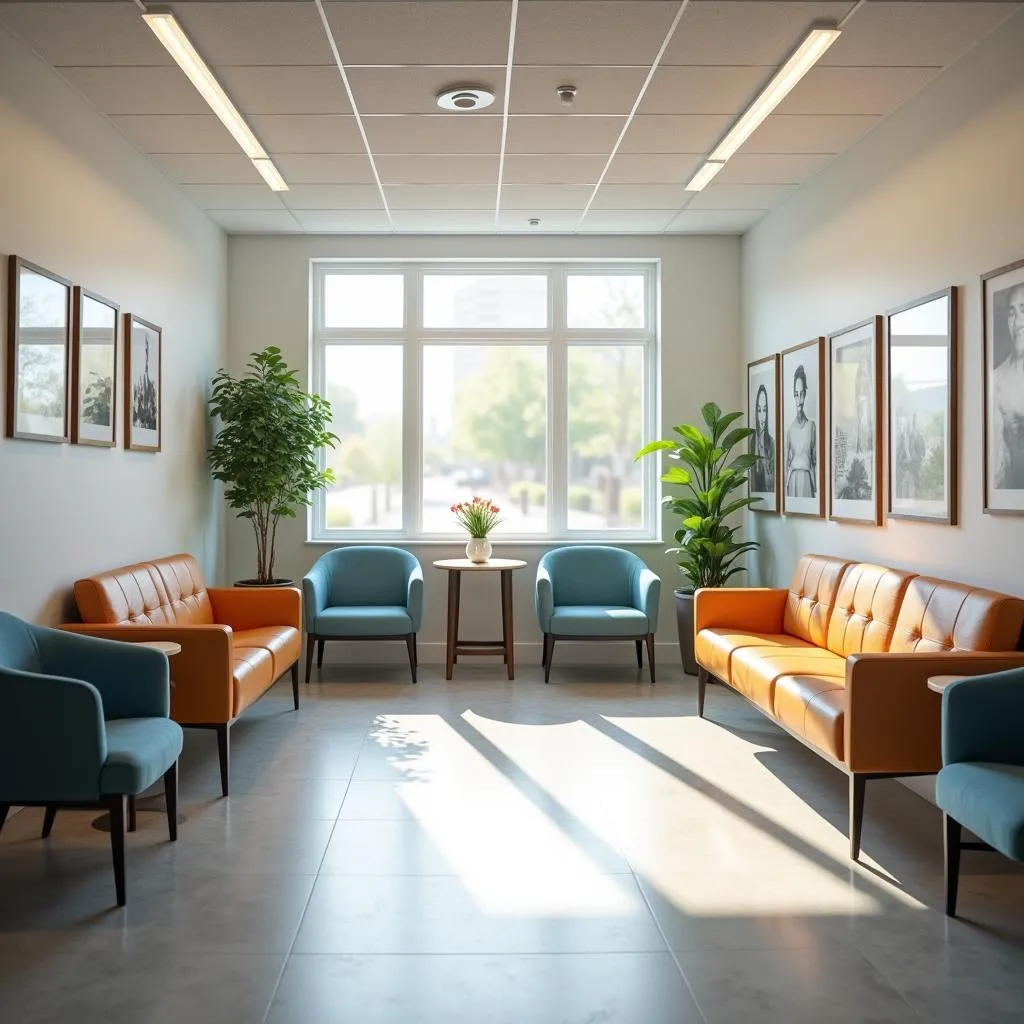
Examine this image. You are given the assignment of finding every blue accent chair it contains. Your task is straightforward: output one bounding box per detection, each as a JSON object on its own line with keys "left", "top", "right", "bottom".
{"left": 302, "top": 546, "right": 424, "bottom": 682}
{"left": 0, "top": 612, "right": 183, "bottom": 906}
{"left": 536, "top": 546, "right": 661, "bottom": 683}
{"left": 936, "top": 669, "right": 1024, "bottom": 917}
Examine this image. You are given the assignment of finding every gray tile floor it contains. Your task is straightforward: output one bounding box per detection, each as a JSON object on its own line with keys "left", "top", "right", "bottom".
{"left": 2, "top": 662, "right": 1023, "bottom": 1023}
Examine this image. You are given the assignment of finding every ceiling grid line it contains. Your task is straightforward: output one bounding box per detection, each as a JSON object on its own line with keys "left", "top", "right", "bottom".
{"left": 494, "top": 0, "right": 520, "bottom": 227}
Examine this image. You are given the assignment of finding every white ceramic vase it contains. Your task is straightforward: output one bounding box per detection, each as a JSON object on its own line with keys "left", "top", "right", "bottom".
{"left": 465, "top": 537, "right": 492, "bottom": 564}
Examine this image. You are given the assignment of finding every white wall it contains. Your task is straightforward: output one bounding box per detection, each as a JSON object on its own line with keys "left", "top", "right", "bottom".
{"left": 0, "top": 25, "right": 227, "bottom": 623}
{"left": 742, "top": 9, "right": 1024, "bottom": 594}
{"left": 228, "top": 234, "right": 741, "bottom": 663}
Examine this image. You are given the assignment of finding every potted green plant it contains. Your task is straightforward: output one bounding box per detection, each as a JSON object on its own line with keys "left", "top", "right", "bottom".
{"left": 209, "top": 346, "right": 338, "bottom": 586}
{"left": 635, "top": 401, "right": 760, "bottom": 674}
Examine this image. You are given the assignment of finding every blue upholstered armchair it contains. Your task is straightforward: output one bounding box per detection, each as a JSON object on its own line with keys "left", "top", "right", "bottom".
{"left": 536, "top": 546, "right": 661, "bottom": 683}
{"left": 0, "top": 612, "right": 183, "bottom": 906}
{"left": 302, "top": 546, "right": 424, "bottom": 682}
{"left": 936, "top": 669, "right": 1024, "bottom": 917}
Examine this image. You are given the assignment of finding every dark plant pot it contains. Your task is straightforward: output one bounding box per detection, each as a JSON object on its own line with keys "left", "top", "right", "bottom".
{"left": 234, "top": 578, "right": 295, "bottom": 588}
{"left": 674, "top": 588, "right": 699, "bottom": 676}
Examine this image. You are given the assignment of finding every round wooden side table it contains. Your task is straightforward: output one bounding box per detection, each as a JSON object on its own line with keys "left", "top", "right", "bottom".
{"left": 433, "top": 558, "right": 527, "bottom": 680}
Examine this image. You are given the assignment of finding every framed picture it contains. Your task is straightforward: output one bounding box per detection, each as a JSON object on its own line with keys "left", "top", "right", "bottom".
{"left": 781, "top": 337, "right": 825, "bottom": 517}
{"left": 887, "top": 287, "right": 958, "bottom": 524}
{"left": 124, "top": 313, "right": 161, "bottom": 452}
{"left": 71, "top": 288, "right": 119, "bottom": 447}
{"left": 5, "top": 256, "right": 71, "bottom": 442}
{"left": 828, "top": 316, "right": 883, "bottom": 525}
{"left": 983, "top": 258, "right": 1024, "bottom": 514}
{"left": 747, "top": 354, "right": 780, "bottom": 513}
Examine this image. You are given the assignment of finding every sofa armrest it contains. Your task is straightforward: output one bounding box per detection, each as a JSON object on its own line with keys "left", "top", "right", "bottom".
{"left": 944, "top": 668, "right": 1024, "bottom": 767}
{"left": 632, "top": 568, "right": 661, "bottom": 631}
{"left": 208, "top": 586, "right": 301, "bottom": 632}
{"left": 845, "top": 651, "right": 1024, "bottom": 774}
{"left": 694, "top": 587, "right": 788, "bottom": 635}
{"left": 62, "top": 624, "right": 235, "bottom": 725}
{"left": 536, "top": 564, "right": 554, "bottom": 633}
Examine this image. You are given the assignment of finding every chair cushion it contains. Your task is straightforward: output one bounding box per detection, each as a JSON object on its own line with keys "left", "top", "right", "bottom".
{"left": 774, "top": 675, "right": 846, "bottom": 762}
{"left": 233, "top": 626, "right": 301, "bottom": 680}
{"left": 695, "top": 629, "right": 814, "bottom": 684}
{"left": 783, "top": 554, "right": 852, "bottom": 647}
{"left": 315, "top": 606, "right": 413, "bottom": 637}
{"left": 936, "top": 762, "right": 1024, "bottom": 861}
{"left": 731, "top": 642, "right": 846, "bottom": 714}
{"left": 825, "top": 563, "right": 916, "bottom": 658}
{"left": 232, "top": 646, "right": 275, "bottom": 716}
{"left": 549, "top": 606, "right": 649, "bottom": 637}
{"left": 99, "top": 717, "right": 183, "bottom": 796}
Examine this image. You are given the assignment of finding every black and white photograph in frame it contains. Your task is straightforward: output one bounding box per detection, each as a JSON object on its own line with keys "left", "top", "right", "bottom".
{"left": 72, "top": 287, "right": 118, "bottom": 447}
{"left": 828, "top": 317, "right": 882, "bottom": 525}
{"left": 781, "top": 337, "right": 825, "bottom": 518}
{"left": 747, "top": 354, "right": 780, "bottom": 513}
{"left": 125, "top": 313, "right": 161, "bottom": 453}
{"left": 983, "top": 258, "right": 1024, "bottom": 514}
{"left": 887, "top": 287, "right": 958, "bottom": 524}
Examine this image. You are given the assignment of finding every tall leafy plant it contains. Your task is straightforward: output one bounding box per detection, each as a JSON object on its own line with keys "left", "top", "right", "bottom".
{"left": 635, "top": 402, "right": 760, "bottom": 591}
{"left": 209, "top": 347, "right": 338, "bottom": 584}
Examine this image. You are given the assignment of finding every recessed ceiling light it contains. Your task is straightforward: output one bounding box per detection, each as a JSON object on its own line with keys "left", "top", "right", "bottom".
{"left": 436, "top": 87, "right": 495, "bottom": 112}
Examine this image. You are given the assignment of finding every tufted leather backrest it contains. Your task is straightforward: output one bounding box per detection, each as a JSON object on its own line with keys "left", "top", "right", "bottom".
{"left": 783, "top": 554, "right": 852, "bottom": 647}
{"left": 74, "top": 554, "right": 214, "bottom": 626}
{"left": 825, "top": 563, "right": 916, "bottom": 657}
{"left": 888, "top": 577, "right": 1024, "bottom": 654}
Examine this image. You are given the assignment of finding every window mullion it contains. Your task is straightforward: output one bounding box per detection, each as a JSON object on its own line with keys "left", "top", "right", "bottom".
{"left": 405, "top": 267, "right": 422, "bottom": 538}
{"left": 549, "top": 266, "right": 568, "bottom": 537}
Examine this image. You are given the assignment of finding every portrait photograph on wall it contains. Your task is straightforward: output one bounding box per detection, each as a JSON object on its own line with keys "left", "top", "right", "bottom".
{"left": 887, "top": 287, "right": 958, "bottom": 524}
{"left": 781, "top": 337, "right": 825, "bottom": 517}
{"left": 828, "top": 316, "right": 882, "bottom": 525}
{"left": 5, "top": 256, "right": 71, "bottom": 443}
{"left": 125, "top": 313, "right": 161, "bottom": 452}
{"left": 71, "top": 287, "right": 119, "bottom": 447}
{"left": 983, "top": 258, "right": 1024, "bottom": 514}
{"left": 747, "top": 354, "right": 780, "bottom": 513}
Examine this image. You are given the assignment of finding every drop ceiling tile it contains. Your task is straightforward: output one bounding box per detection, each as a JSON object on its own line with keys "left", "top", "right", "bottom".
{"left": 686, "top": 183, "right": 798, "bottom": 211}
{"left": 322, "top": 1, "right": 511, "bottom": 64}
{"left": 578, "top": 209, "right": 679, "bottom": 232}
{"left": 666, "top": 209, "right": 767, "bottom": 234}
{"left": 362, "top": 115, "right": 502, "bottom": 154}
{"left": 112, "top": 115, "right": 237, "bottom": 154}
{"left": 716, "top": 152, "right": 833, "bottom": 185}
{"left": 620, "top": 115, "right": 730, "bottom": 154}
{"left": 640, "top": 65, "right": 769, "bottom": 115}
{"left": 375, "top": 154, "right": 499, "bottom": 185}
{"left": 208, "top": 210, "right": 302, "bottom": 234}
{"left": 662, "top": 2, "right": 851, "bottom": 66}
{"left": 498, "top": 211, "right": 581, "bottom": 232}
{"left": 516, "top": 2, "right": 679, "bottom": 65}
{"left": 605, "top": 153, "right": 702, "bottom": 184}
{"left": 505, "top": 116, "right": 624, "bottom": 155}
{"left": 500, "top": 185, "right": 593, "bottom": 210}
{"left": 60, "top": 67, "right": 207, "bottom": 116}
{"left": 590, "top": 184, "right": 692, "bottom": 210}
{"left": 284, "top": 185, "right": 384, "bottom": 211}
{"left": 0, "top": 2, "right": 171, "bottom": 66}
{"left": 384, "top": 185, "right": 497, "bottom": 210}
{"left": 390, "top": 211, "right": 497, "bottom": 232}
{"left": 741, "top": 114, "right": 881, "bottom": 154}
{"left": 346, "top": 67, "right": 505, "bottom": 116}
{"left": 180, "top": 184, "right": 286, "bottom": 211}
{"left": 272, "top": 153, "right": 377, "bottom": 184}
{"left": 150, "top": 153, "right": 262, "bottom": 185}
{"left": 217, "top": 67, "right": 353, "bottom": 116}
{"left": 502, "top": 153, "right": 607, "bottom": 184}
{"left": 776, "top": 66, "right": 937, "bottom": 116}
{"left": 248, "top": 115, "right": 365, "bottom": 154}
{"left": 171, "top": 1, "right": 334, "bottom": 65}
{"left": 822, "top": 2, "right": 1017, "bottom": 67}
{"left": 292, "top": 210, "right": 393, "bottom": 233}
{"left": 510, "top": 67, "right": 647, "bottom": 116}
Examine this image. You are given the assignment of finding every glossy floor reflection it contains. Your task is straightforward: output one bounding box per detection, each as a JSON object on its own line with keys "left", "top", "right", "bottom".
{"left": 1, "top": 662, "right": 1023, "bottom": 1023}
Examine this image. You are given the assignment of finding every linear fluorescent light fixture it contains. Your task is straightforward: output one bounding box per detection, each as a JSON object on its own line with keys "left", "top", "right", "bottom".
{"left": 142, "top": 8, "right": 289, "bottom": 191}
{"left": 709, "top": 25, "right": 841, "bottom": 163}
{"left": 685, "top": 160, "right": 725, "bottom": 192}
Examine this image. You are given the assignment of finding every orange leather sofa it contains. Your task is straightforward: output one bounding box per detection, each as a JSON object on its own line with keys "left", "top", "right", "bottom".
{"left": 64, "top": 554, "right": 301, "bottom": 796}
{"left": 695, "top": 554, "right": 1024, "bottom": 858}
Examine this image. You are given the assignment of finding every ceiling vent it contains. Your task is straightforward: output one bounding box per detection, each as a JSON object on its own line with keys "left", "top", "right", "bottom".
{"left": 436, "top": 86, "right": 495, "bottom": 112}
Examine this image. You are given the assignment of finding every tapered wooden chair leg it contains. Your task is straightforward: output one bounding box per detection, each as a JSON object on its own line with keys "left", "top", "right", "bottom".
{"left": 109, "top": 795, "right": 127, "bottom": 907}
{"left": 635, "top": 640, "right": 643, "bottom": 668}
{"left": 305, "top": 635, "right": 315, "bottom": 683}
{"left": 645, "top": 634, "right": 656, "bottom": 684}
{"left": 41, "top": 806, "right": 58, "bottom": 838}
{"left": 164, "top": 761, "right": 179, "bottom": 842}
{"left": 317, "top": 639, "right": 325, "bottom": 668}
{"left": 944, "top": 814, "right": 962, "bottom": 917}
{"left": 406, "top": 634, "right": 418, "bottom": 683}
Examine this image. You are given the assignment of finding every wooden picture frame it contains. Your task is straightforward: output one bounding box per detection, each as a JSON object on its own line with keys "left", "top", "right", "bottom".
{"left": 5, "top": 256, "right": 71, "bottom": 443}
{"left": 124, "top": 313, "right": 161, "bottom": 453}
{"left": 982, "top": 257, "right": 1024, "bottom": 515}
{"left": 747, "top": 354, "right": 780, "bottom": 514}
{"left": 71, "top": 287, "right": 119, "bottom": 447}
{"left": 828, "top": 316, "right": 883, "bottom": 526}
{"left": 781, "top": 337, "right": 825, "bottom": 518}
{"left": 886, "top": 287, "right": 958, "bottom": 525}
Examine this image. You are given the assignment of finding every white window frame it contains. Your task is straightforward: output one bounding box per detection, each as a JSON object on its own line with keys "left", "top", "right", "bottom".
{"left": 309, "top": 259, "right": 660, "bottom": 543}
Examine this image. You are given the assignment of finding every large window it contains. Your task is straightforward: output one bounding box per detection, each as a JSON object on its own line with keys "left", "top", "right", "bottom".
{"left": 311, "top": 262, "right": 659, "bottom": 541}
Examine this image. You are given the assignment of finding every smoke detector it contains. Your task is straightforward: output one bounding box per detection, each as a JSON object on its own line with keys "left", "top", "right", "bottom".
{"left": 556, "top": 84, "right": 577, "bottom": 105}
{"left": 436, "top": 86, "right": 495, "bottom": 112}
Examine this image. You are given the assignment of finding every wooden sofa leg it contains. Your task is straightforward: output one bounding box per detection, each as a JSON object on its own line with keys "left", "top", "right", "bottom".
{"left": 305, "top": 635, "right": 315, "bottom": 683}
{"left": 164, "top": 761, "right": 179, "bottom": 842}
{"left": 944, "top": 814, "right": 962, "bottom": 917}
{"left": 217, "top": 724, "right": 230, "bottom": 798}
{"left": 291, "top": 662, "right": 300, "bottom": 709}
{"left": 849, "top": 774, "right": 866, "bottom": 860}
{"left": 697, "top": 667, "right": 709, "bottom": 717}
{"left": 406, "top": 634, "right": 417, "bottom": 684}
{"left": 41, "top": 806, "right": 58, "bottom": 838}
{"left": 645, "top": 634, "right": 656, "bottom": 684}
{"left": 109, "top": 794, "right": 127, "bottom": 907}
